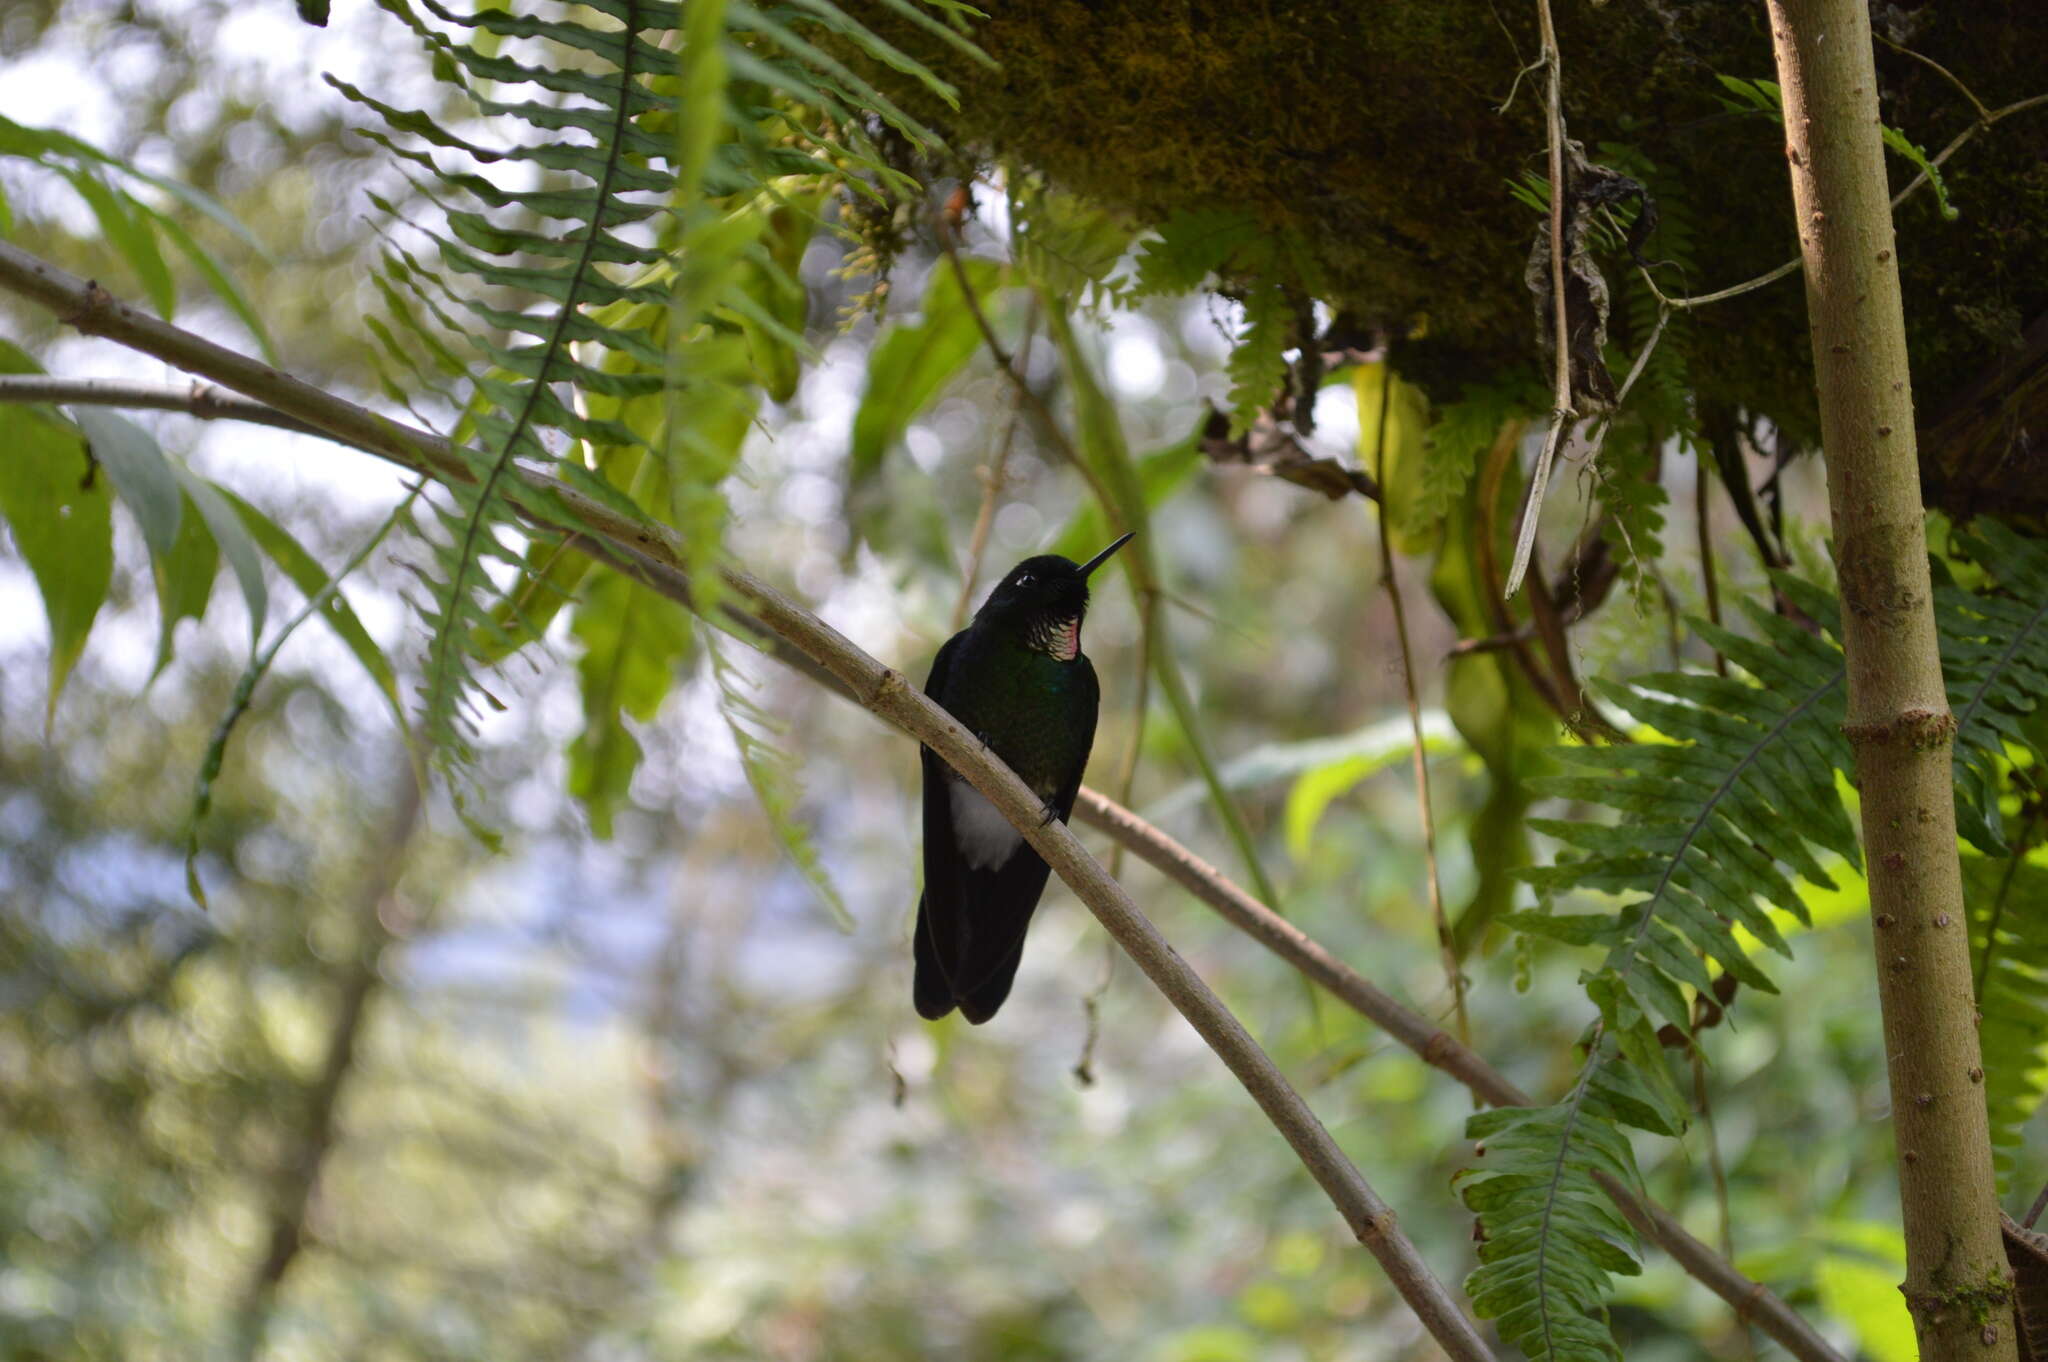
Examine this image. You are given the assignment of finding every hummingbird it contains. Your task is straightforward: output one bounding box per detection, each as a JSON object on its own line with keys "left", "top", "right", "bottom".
{"left": 914, "top": 532, "right": 1135, "bottom": 1023}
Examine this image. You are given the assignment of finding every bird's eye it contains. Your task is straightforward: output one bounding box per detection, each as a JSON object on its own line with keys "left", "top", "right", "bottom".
{"left": 1015, "top": 573, "right": 1033, "bottom": 587}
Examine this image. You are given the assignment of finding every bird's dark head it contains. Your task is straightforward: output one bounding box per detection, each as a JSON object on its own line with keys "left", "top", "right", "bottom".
{"left": 974, "top": 532, "right": 1133, "bottom": 660}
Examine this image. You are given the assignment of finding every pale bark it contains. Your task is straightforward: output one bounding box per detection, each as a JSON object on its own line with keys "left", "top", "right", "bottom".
{"left": 1766, "top": 2, "right": 2017, "bottom": 1355}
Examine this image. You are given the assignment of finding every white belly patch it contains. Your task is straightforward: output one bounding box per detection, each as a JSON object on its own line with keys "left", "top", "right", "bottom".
{"left": 949, "top": 779, "right": 1045, "bottom": 870}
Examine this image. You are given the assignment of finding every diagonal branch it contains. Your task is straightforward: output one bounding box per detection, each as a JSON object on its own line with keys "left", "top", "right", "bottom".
{"left": 2, "top": 361, "right": 1854, "bottom": 1362}
{"left": 0, "top": 240, "right": 1490, "bottom": 1362}
{"left": 0, "top": 236, "right": 1848, "bottom": 1362}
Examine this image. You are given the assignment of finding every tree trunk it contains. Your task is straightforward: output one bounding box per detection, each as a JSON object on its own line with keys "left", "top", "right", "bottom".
{"left": 1765, "top": 2, "right": 2018, "bottom": 1356}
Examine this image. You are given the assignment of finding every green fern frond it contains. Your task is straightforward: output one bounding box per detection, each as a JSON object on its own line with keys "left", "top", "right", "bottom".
{"left": 707, "top": 633, "right": 851, "bottom": 930}
{"left": 1007, "top": 177, "right": 1135, "bottom": 310}
{"left": 1472, "top": 584, "right": 1859, "bottom": 1360}
{"left": 1460, "top": 1075, "right": 1662, "bottom": 1362}
{"left": 337, "top": 0, "right": 679, "bottom": 777}
{"left": 340, "top": 0, "right": 965, "bottom": 805}
{"left": 1480, "top": 548, "right": 2048, "bottom": 1355}
{"left": 1939, "top": 520, "right": 2048, "bottom": 853}
{"left": 1225, "top": 283, "right": 1290, "bottom": 438}
{"left": 1966, "top": 850, "right": 2048, "bottom": 1193}
{"left": 1415, "top": 375, "right": 1542, "bottom": 530}
{"left": 1130, "top": 207, "right": 1263, "bottom": 298}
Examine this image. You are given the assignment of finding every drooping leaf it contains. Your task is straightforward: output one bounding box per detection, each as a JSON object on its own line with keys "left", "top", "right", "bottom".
{"left": 150, "top": 492, "right": 221, "bottom": 679}
{"left": 73, "top": 408, "right": 183, "bottom": 564}
{"left": 1352, "top": 360, "right": 1432, "bottom": 554}
{"left": 174, "top": 469, "right": 268, "bottom": 647}
{"left": 0, "top": 407, "right": 113, "bottom": 717}
{"left": 1281, "top": 714, "right": 1461, "bottom": 862}
{"left": 567, "top": 571, "right": 695, "bottom": 838}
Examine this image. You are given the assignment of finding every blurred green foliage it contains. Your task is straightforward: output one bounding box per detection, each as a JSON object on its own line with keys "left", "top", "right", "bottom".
{"left": 2, "top": 3, "right": 2047, "bottom": 1360}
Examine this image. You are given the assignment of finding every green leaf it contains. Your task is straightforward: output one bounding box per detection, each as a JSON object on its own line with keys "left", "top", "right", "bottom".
{"left": 0, "top": 338, "right": 38, "bottom": 375}
{"left": 567, "top": 572, "right": 695, "bottom": 838}
{"left": 67, "top": 410, "right": 225, "bottom": 681}
{"left": 1226, "top": 284, "right": 1289, "bottom": 437}
{"left": 1880, "top": 124, "right": 1956, "bottom": 221}
{"left": 1353, "top": 360, "right": 1432, "bottom": 553}
{"left": 220, "top": 488, "right": 408, "bottom": 734}
{"left": 73, "top": 408, "right": 182, "bottom": 563}
{"left": 1813, "top": 1226, "right": 1916, "bottom": 1362}
{"left": 1281, "top": 714, "right": 1459, "bottom": 861}
{"left": 150, "top": 492, "right": 221, "bottom": 679}
{"left": 1130, "top": 207, "right": 1262, "bottom": 297}
{"left": 174, "top": 469, "right": 268, "bottom": 646}
{"left": 0, "top": 408, "right": 113, "bottom": 717}
{"left": 849, "top": 257, "right": 1005, "bottom": 486}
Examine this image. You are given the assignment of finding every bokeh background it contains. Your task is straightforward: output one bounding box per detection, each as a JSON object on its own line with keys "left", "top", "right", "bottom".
{"left": 2, "top": 3, "right": 2040, "bottom": 1359}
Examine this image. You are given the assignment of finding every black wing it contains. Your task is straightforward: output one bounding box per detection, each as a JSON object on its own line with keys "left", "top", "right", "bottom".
{"left": 948, "top": 657, "right": 1100, "bottom": 1025}
{"left": 913, "top": 634, "right": 969, "bottom": 1020}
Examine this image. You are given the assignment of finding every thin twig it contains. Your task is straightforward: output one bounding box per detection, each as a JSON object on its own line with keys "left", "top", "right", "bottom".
{"left": 0, "top": 373, "right": 352, "bottom": 443}
{"left": 1106, "top": 586, "right": 1155, "bottom": 880}
{"left": 946, "top": 305, "right": 1032, "bottom": 630}
{"left": 1874, "top": 33, "right": 1991, "bottom": 124}
{"left": 934, "top": 216, "right": 1115, "bottom": 510}
{"left": 1370, "top": 358, "right": 1466, "bottom": 1040}
{"left": 1644, "top": 91, "right": 2048, "bottom": 312}
{"left": 1508, "top": 0, "right": 1576, "bottom": 601}
{"left": 2026, "top": 1178, "right": 2048, "bottom": 1231}
{"left": 1697, "top": 457, "right": 1728, "bottom": 676}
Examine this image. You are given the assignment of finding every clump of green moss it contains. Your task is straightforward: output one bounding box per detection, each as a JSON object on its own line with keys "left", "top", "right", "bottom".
{"left": 833, "top": 1, "right": 2048, "bottom": 516}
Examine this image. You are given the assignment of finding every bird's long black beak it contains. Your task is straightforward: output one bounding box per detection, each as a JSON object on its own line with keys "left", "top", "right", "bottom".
{"left": 1077, "top": 531, "right": 1135, "bottom": 579}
